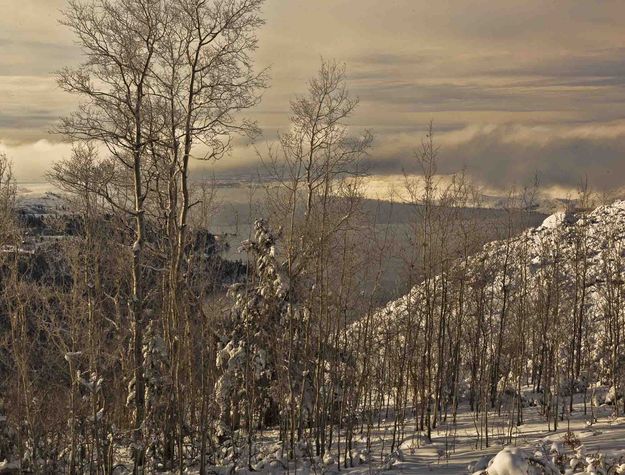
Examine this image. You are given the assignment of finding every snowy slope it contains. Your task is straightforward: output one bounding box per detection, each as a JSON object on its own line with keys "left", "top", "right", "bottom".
{"left": 345, "top": 201, "right": 625, "bottom": 474}
{"left": 365, "top": 200, "right": 625, "bottom": 386}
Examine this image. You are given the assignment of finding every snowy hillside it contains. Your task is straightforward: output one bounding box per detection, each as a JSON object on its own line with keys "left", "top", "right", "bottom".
{"left": 369, "top": 200, "right": 625, "bottom": 375}
{"left": 339, "top": 201, "right": 625, "bottom": 473}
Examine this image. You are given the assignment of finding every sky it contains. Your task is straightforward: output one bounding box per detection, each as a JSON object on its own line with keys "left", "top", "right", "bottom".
{"left": 1, "top": 0, "right": 625, "bottom": 195}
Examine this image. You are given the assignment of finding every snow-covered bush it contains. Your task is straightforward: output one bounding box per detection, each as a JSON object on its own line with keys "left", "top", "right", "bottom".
{"left": 470, "top": 440, "right": 625, "bottom": 475}
{"left": 0, "top": 404, "right": 17, "bottom": 470}
{"left": 214, "top": 220, "right": 294, "bottom": 456}
{"left": 142, "top": 319, "right": 172, "bottom": 459}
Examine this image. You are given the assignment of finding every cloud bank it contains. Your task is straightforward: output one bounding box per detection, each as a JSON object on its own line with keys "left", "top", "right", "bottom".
{"left": 366, "top": 122, "right": 625, "bottom": 191}
{"left": 1, "top": 0, "right": 624, "bottom": 193}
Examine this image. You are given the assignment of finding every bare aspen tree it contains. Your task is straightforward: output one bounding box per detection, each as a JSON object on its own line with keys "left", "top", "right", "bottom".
{"left": 57, "top": 0, "right": 265, "bottom": 470}
{"left": 150, "top": 2, "right": 266, "bottom": 468}
{"left": 57, "top": 3, "right": 166, "bottom": 467}
{"left": 262, "top": 59, "right": 371, "bottom": 463}
{"left": 0, "top": 154, "right": 16, "bottom": 242}
{"left": 0, "top": 155, "right": 20, "bottom": 466}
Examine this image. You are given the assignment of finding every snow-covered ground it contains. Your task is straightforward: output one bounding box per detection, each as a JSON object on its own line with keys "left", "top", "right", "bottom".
{"left": 189, "top": 394, "right": 625, "bottom": 474}
{"left": 361, "top": 397, "right": 625, "bottom": 474}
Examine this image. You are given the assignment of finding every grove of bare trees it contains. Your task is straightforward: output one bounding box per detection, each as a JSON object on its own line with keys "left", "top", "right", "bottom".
{"left": 1, "top": 1, "right": 625, "bottom": 474}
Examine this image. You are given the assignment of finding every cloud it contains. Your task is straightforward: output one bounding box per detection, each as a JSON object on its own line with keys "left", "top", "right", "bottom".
{"left": 367, "top": 122, "right": 625, "bottom": 191}
{"left": 2, "top": 0, "right": 624, "bottom": 193}
{"left": 0, "top": 75, "right": 77, "bottom": 145}
{"left": 0, "top": 140, "right": 72, "bottom": 181}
